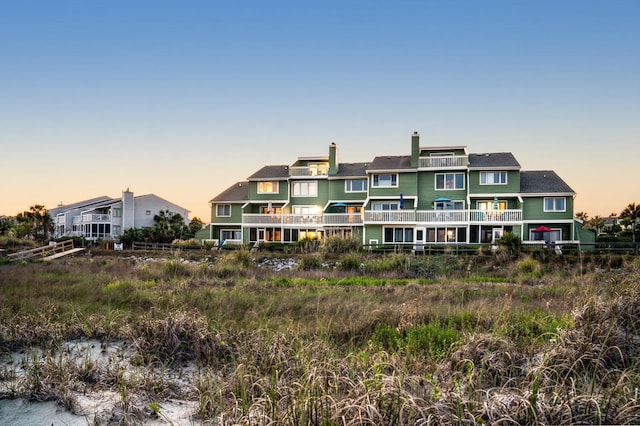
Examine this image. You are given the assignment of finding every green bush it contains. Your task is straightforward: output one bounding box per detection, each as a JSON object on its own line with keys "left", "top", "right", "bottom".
{"left": 496, "top": 232, "right": 522, "bottom": 255}
{"left": 297, "top": 253, "right": 324, "bottom": 270}
{"left": 338, "top": 252, "right": 363, "bottom": 271}
{"left": 322, "top": 236, "right": 361, "bottom": 255}
{"left": 515, "top": 257, "right": 540, "bottom": 274}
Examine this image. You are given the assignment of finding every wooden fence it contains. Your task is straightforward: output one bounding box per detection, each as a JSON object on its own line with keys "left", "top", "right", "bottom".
{"left": 7, "top": 239, "right": 75, "bottom": 262}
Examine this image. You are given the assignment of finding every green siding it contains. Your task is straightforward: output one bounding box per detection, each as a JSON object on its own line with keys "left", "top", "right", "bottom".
{"left": 368, "top": 172, "right": 417, "bottom": 198}
{"left": 522, "top": 197, "right": 574, "bottom": 221}
{"left": 416, "top": 172, "right": 467, "bottom": 209}
{"left": 212, "top": 203, "right": 243, "bottom": 224}
{"left": 468, "top": 170, "right": 520, "bottom": 194}
{"left": 328, "top": 179, "right": 368, "bottom": 201}
{"left": 248, "top": 180, "right": 289, "bottom": 200}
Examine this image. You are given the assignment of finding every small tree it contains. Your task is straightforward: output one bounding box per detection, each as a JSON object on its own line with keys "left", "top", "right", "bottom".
{"left": 185, "top": 217, "right": 204, "bottom": 239}
{"left": 496, "top": 232, "right": 522, "bottom": 257}
{"left": 15, "top": 204, "right": 54, "bottom": 243}
{"left": 620, "top": 202, "right": 640, "bottom": 243}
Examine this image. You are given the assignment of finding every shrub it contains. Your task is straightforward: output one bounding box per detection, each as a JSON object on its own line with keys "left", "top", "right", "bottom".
{"left": 515, "top": 257, "right": 540, "bottom": 274}
{"left": 297, "top": 253, "right": 324, "bottom": 270}
{"left": 322, "top": 236, "right": 361, "bottom": 255}
{"left": 338, "top": 252, "right": 363, "bottom": 271}
{"left": 496, "top": 232, "right": 522, "bottom": 255}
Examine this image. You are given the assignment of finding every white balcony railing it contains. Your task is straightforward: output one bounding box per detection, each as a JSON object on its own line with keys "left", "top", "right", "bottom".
{"left": 282, "top": 214, "right": 323, "bottom": 225}
{"left": 364, "top": 211, "right": 416, "bottom": 223}
{"left": 241, "top": 209, "right": 522, "bottom": 227}
{"left": 468, "top": 209, "right": 522, "bottom": 223}
{"left": 81, "top": 214, "right": 111, "bottom": 223}
{"left": 289, "top": 165, "right": 329, "bottom": 177}
{"left": 419, "top": 155, "right": 468, "bottom": 169}
{"left": 415, "top": 210, "right": 469, "bottom": 223}
{"left": 323, "top": 213, "right": 364, "bottom": 226}
{"left": 242, "top": 214, "right": 282, "bottom": 225}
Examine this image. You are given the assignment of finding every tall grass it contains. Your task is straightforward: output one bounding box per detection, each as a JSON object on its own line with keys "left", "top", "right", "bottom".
{"left": 1, "top": 252, "right": 640, "bottom": 423}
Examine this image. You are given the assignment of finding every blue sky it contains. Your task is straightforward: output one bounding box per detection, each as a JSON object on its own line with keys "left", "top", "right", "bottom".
{"left": 1, "top": 1, "right": 638, "bottom": 220}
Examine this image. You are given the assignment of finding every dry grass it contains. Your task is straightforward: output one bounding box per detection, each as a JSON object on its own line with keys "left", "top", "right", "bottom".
{"left": 1, "top": 251, "right": 640, "bottom": 423}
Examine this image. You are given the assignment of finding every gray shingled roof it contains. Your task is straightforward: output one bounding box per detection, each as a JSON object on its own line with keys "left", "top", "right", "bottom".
{"left": 209, "top": 181, "right": 249, "bottom": 203}
{"left": 520, "top": 171, "right": 575, "bottom": 194}
{"left": 468, "top": 153, "right": 520, "bottom": 169}
{"left": 369, "top": 155, "right": 413, "bottom": 171}
{"left": 247, "top": 165, "right": 290, "bottom": 180}
{"left": 334, "top": 162, "right": 369, "bottom": 177}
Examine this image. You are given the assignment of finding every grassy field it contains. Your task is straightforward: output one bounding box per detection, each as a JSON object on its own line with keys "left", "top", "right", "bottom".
{"left": 1, "top": 249, "right": 640, "bottom": 424}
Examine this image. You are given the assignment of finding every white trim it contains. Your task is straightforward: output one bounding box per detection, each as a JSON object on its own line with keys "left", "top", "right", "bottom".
{"left": 435, "top": 172, "right": 465, "bottom": 190}
{"left": 344, "top": 178, "right": 368, "bottom": 193}
{"left": 216, "top": 204, "right": 231, "bottom": 217}
{"left": 543, "top": 197, "right": 567, "bottom": 212}
{"left": 257, "top": 181, "right": 280, "bottom": 194}
{"left": 292, "top": 181, "right": 318, "bottom": 197}
{"left": 371, "top": 173, "right": 399, "bottom": 188}
{"left": 479, "top": 171, "right": 508, "bottom": 185}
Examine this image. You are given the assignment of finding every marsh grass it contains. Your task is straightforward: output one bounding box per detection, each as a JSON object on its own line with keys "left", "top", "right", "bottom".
{"left": 1, "top": 251, "right": 640, "bottom": 423}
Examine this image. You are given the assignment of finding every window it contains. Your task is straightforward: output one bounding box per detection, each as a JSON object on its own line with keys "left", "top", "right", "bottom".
{"left": 260, "top": 206, "right": 282, "bottom": 214}
{"left": 257, "top": 181, "right": 279, "bottom": 194}
{"left": 478, "top": 200, "right": 506, "bottom": 211}
{"left": 112, "top": 208, "right": 122, "bottom": 217}
{"left": 435, "top": 200, "right": 464, "bottom": 210}
{"left": 435, "top": 173, "right": 465, "bottom": 190}
{"left": 221, "top": 229, "right": 242, "bottom": 240}
{"left": 372, "top": 174, "right": 397, "bottom": 187}
{"left": 345, "top": 179, "right": 368, "bottom": 192}
{"left": 113, "top": 225, "right": 121, "bottom": 235}
{"left": 426, "top": 227, "right": 466, "bottom": 243}
{"left": 372, "top": 202, "right": 399, "bottom": 211}
{"left": 216, "top": 204, "right": 231, "bottom": 217}
{"left": 292, "top": 181, "right": 318, "bottom": 197}
{"left": 480, "top": 171, "right": 507, "bottom": 185}
{"left": 544, "top": 197, "right": 566, "bottom": 212}
{"left": 384, "top": 227, "right": 414, "bottom": 243}
{"left": 308, "top": 163, "right": 329, "bottom": 176}
{"left": 293, "top": 206, "right": 320, "bottom": 215}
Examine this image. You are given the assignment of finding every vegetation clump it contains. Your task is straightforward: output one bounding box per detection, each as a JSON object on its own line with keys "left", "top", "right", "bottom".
{"left": 1, "top": 250, "right": 640, "bottom": 424}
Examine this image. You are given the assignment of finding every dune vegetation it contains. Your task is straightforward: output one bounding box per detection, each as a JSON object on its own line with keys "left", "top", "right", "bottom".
{"left": 1, "top": 249, "right": 640, "bottom": 424}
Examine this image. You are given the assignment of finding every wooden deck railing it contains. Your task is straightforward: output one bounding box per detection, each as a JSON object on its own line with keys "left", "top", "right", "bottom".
{"left": 8, "top": 239, "right": 75, "bottom": 262}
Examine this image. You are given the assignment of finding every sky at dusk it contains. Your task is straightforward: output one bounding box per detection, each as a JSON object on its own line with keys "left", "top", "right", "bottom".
{"left": 1, "top": 1, "right": 638, "bottom": 221}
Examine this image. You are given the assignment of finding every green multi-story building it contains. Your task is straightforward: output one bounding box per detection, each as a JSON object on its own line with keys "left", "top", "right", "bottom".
{"left": 198, "top": 132, "right": 593, "bottom": 248}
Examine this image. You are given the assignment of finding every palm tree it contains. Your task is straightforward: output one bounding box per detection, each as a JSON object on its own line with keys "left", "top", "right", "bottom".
{"left": 620, "top": 202, "right": 640, "bottom": 243}
{"left": 587, "top": 215, "right": 605, "bottom": 235}
{"left": 575, "top": 211, "right": 589, "bottom": 223}
{"left": 15, "top": 204, "right": 54, "bottom": 243}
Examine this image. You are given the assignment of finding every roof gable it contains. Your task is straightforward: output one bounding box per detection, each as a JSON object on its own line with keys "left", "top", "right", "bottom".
{"left": 210, "top": 181, "right": 249, "bottom": 203}
{"left": 520, "top": 171, "right": 575, "bottom": 194}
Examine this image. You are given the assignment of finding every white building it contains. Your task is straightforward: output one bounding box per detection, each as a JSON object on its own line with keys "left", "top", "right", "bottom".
{"left": 49, "top": 189, "right": 190, "bottom": 241}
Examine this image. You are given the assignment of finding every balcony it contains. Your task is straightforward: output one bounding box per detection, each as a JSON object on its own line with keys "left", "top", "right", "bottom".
{"left": 241, "top": 209, "right": 522, "bottom": 227}
{"left": 419, "top": 155, "right": 468, "bottom": 169}
{"left": 289, "top": 164, "right": 329, "bottom": 177}
{"left": 80, "top": 214, "right": 112, "bottom": 223}
{"left": 322, "top": 213, "right": 364, "bottom": 226}
{"left": 364, "top": 211, "right": 416, "bottom": 224}
{"left": 243, "top": 213, "right": 362, "bottom": 227}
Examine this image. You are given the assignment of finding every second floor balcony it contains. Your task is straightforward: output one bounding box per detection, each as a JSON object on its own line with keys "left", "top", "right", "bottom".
{"left": 243, "top": 213, "right": 363, "bottom": 226}
{"left": 73, "top": 214, "right": 112, "bottom": 225}
{"left": 241, "top": 209, "right": 521, "bottom": 227}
